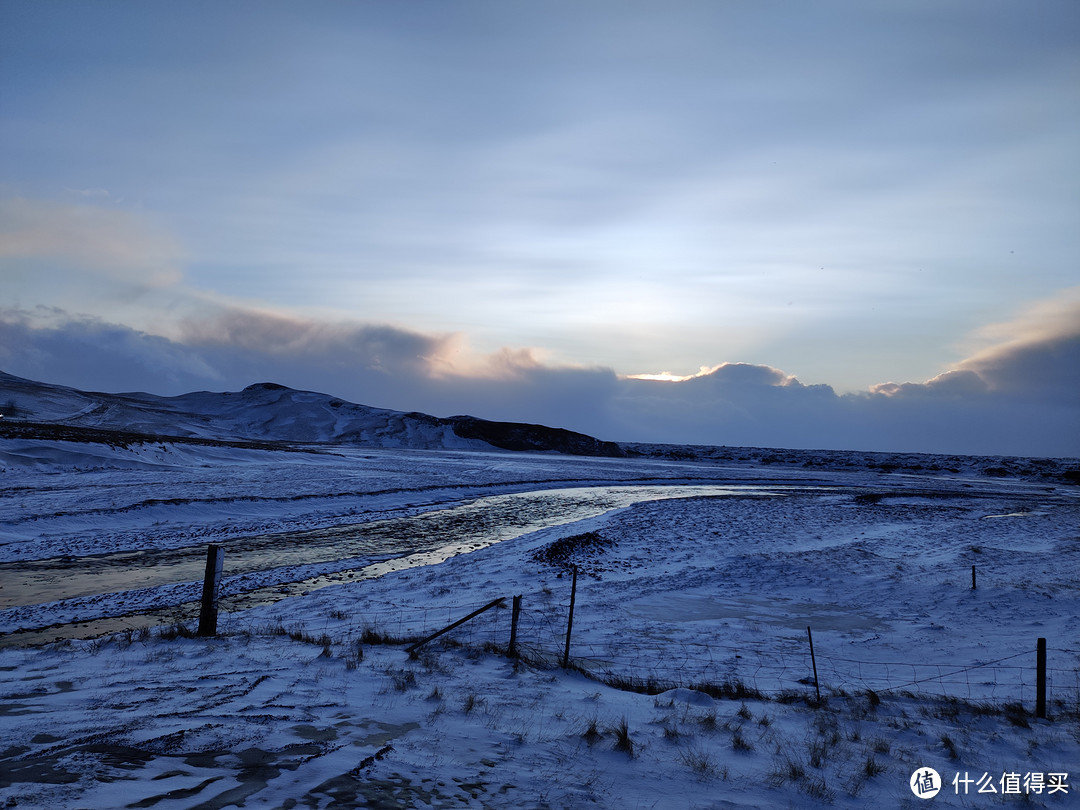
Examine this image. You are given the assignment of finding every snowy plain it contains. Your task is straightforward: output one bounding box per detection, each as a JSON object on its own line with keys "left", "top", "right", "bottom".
{"left": 1, "top": 389, "right": 1078, "bottom": 808}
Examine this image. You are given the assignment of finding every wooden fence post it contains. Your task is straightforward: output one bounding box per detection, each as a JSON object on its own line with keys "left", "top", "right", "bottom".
{"left": 1036, "top": 637, "right": 1047, "bottom": 719}
{"left": 406, "top": 598, "right": 505, "bottom": 656}
{"left": 197, "top": 544, "right": 224, "bottom": 637}
{"left": 562, "top": 566, "right": 578, "bottom": 669}
{"left": 807, "top": 626, "right": 821, "bottom": 703}
{"left": 508, "top": 595, "right": 522, "bottom": 658}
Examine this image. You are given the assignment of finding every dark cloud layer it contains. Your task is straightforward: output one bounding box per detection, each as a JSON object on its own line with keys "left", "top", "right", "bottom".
{"left": 2, "top": 306, "right": 1076, "bottom": 458}
{"left": 606, "top": 324, "right": 1080, "bottom": 456}
{"left": 0, "top": 308, "right": 219, "bottom": 393}
{"left": 958, "top": 330, "right": 1080, "bottom": 405}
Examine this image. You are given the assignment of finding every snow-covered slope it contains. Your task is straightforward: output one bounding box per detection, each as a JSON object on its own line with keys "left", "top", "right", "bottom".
{"left": 0, "top": 372, "right": 446, "bottom": 444}
{"left": 0, "top": 371, "right": 623, "bottom": 455}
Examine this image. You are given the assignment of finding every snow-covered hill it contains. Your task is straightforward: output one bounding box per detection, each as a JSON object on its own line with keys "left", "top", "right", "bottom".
{"left": 0, "top": 371, "right": 623, "bottom": 455}
{"left": 2, "top": 371, "right": 1078, "bottom": 483}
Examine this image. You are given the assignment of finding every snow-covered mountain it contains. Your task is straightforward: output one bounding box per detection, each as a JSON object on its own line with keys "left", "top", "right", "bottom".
{"left": 0, "top": 371, "right": 624, "bottom": 456}
{"left": 3, "top": 371, "right": 1078, "bottom": 482}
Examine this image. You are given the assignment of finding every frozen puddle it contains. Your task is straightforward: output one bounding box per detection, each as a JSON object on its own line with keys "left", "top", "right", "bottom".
{"left": 626, "top": 591, "right": 883, "bottom": 632}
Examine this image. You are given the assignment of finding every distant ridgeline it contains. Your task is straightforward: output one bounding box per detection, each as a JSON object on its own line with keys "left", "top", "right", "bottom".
{"left": 1, "top": 370, "right": 1077, "bottom": 479}
{"left": 618, "top": 441, "right": 1080, "bottom": 485}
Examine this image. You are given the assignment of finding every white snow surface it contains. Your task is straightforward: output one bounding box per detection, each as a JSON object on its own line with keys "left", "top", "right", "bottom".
{"left": 0, "top": 371, "right": 484, "bottom": 449}
{"left": 2, "top": 435, "right": 1079, "bottom": 807}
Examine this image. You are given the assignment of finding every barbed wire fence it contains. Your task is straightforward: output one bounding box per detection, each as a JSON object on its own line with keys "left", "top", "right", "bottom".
{"left": 340, "top": 587, "right": 1080, "bottom": 718}
{"left": 180, "top": 541, "right": 1077, "bottom": 718}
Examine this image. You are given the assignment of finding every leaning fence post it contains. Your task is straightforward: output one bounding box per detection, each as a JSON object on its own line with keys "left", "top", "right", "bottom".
{"left": 508, "top": 595, "right": 522, "bottom": 658}
{"left": 1036, "top": 637, "right": 1047, "bottom": 719}
{"left": 197, "top": 543, "right": 224, "bottom": 637}
{"left": 562, "top": 566, "right": 578, "bottom": 669}
{"left": 405, "top": 597, "right": 505, "bottom": 656}
{"left": 807, "top": 626, "right": 821, "bottom": 703}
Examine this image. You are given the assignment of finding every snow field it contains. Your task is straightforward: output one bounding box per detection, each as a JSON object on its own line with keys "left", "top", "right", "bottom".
{"left": 2, "top": 610, "right": 1076, "bottom": 808}
{"left": 2, "top": 445, "right": 1078, "bottom": 807}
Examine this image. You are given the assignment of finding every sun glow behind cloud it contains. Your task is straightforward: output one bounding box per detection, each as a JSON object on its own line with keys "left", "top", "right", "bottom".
{"left": 625, "top": 365, "right": 722, "bottom": 382}
{"left": 624, "top": 372, "right": 689, "bottom": 382}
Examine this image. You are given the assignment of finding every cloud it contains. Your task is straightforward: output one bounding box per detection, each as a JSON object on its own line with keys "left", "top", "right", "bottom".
{"left": 0, "top": 307, "right": 221, "bottom": 393}
{"left": 953, "top": 292, "right": 1080, "bottom": 404}
{"left": 1, "top": 299, "right": 1076, "bottom": 458}
{"left": 868, "top": 291, "right": 1080, "bottom": 406}
{"left": 605, "top": 298, "right": 1080, "bottom": 456}
{"left": 179, "top": 308, "right": 442, "bottom": 375}
{"left": 608, "top": 353, "right": 1077, "bottom": 457}
{"left": 175, "top": 309, "right": 620, "bottom": 429}
{"left": 609, "top": 363, "right": 843, "bottom": 449}
{"left": 869, "top": 370, "right": 990, "bottom": 399}
{"left": 0, "top": 198, "right": 183, "bottom": 287}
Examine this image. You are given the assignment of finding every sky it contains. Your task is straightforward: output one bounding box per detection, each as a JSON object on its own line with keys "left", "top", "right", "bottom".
{"left": 1, "top": 1, "right": 1078, "bottom": 457}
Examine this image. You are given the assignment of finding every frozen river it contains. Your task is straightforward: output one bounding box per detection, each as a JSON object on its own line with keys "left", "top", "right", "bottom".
{"left": 0, "top": 480, "right": 786, "bottom": 644}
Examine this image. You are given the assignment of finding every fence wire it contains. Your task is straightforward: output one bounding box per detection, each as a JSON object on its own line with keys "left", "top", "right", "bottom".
{"left": 348, "top": 595, "right": 1078, "bottom": 711}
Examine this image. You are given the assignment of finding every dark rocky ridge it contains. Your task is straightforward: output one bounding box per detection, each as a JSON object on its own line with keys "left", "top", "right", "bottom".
{"left": 445, "top": 415, "right": 623, "bottom": 457}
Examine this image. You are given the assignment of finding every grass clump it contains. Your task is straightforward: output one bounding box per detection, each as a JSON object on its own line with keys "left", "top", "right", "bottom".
{"left": 264, "top": 623, "right": 333, "bottom": 648}
{"left": 863, "top": 755, "right": 886, "bottom": 777}
{"left": 731, "top": 728, "right": 754, "bottom": 752}
{"left": 361, "top": 626, "right": 398, "bottom": 645}
{"left": 344, "top": 641, "right": 364, "bottom": 670}
{"left": 803, "top": 775, "right": 834, "bottom": 802}
{"left": 941, "top": 734, "right": 959, "bottom": 760}
{"left": 768, "top": 754, "right": 806, "bottom": 786}
{"left": 114, "top": 626, "right": 152, "bottom": 647}
{"left": 769, "top": 752, "right": 835, "bottom": 802}
{"left": 158, "top": 622, "right": 197, "bottom": 641}
{"left": 581, "top": 718, "right": 603, "bottom": 746}
{"left": 387, "top": 668, "right": 417, "bottom": 692}
{"left": 1003, "top": 702, "right": 1030, "bottom": 728}
{"left": 530, "top": 531, "right": 614, "bottom": 577}
{"left": 611, "top": 717, "right": 635, "bottom": 757}
{"left": 869, "top": 735, "right": 891, "bottom": 755}
{"left": 807, "top": 737, "right": 830, "bottom": 768}
{"left": 678, "top": 748, "right": 723, "bottom": 780}
{"left": 696, "top": 708, "right": 720, "bottom": 731}
{"left": 695, "top": 679, "right": 765, "bottom": 701}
